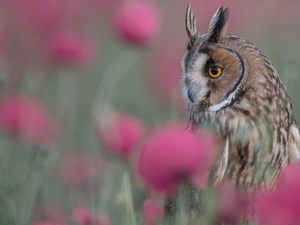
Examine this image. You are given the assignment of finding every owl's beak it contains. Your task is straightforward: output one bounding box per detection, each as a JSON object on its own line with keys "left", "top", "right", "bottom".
{"left": 188, "top": 89, "right": 194, "bottom": 103}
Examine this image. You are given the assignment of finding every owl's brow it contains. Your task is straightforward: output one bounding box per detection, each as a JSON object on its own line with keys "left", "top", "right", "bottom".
{"left": 204, "top": 58, "right": 215, "bottom": 70}
{"left": 198, "top": 41, "right": 209, "bottom": 53}
{"left": 199, "top": 47, "right": 209, "bottom": 55}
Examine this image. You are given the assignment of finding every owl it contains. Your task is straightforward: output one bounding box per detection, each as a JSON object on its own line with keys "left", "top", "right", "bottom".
{"left": 164, "top": 4, "right": 300, "bottom": 224}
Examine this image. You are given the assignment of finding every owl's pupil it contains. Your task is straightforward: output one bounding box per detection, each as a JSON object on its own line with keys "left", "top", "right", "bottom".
{"left": 211, "top": 66, "right": 219, "bottom": 75}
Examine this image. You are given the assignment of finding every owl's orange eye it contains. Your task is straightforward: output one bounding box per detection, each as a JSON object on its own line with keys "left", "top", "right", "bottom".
{"left": 208, "top": 66, "right": 223, "bottom": 78}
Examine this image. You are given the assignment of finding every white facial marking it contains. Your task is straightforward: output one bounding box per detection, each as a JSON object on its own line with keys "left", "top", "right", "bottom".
{"left": 182, "top": 53, "right": 209, "bottom": 105}
{"left": 209, "top": 89, "right": 239, "bottom": 112}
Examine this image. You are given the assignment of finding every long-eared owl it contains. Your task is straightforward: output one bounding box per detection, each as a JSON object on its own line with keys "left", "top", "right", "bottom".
{"left": 165, "top": 4, "right": 300, "bottom": 224}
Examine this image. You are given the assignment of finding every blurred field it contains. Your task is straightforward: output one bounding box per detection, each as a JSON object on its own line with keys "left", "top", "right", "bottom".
{"left": 0, "top": 0, "right": 300, "bottom": 225}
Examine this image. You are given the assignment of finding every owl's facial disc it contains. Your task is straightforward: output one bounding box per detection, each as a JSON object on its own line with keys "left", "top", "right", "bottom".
{"left": 182, "top": 44, "right": 245, "bottom": 112}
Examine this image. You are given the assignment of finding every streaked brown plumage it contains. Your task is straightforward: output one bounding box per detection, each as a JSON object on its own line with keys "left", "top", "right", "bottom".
{"left": 165, "top": 4, "right": 300, "bottom": 224}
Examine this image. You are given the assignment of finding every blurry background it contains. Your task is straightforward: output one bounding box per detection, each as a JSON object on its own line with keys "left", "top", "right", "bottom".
{"left": 0, "top": 0, "right": 300, "bottom": 225}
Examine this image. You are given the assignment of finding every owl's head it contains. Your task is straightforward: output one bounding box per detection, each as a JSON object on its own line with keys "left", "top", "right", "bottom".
{"left": 182, "top": 5, "right": 249, "bottom": 112}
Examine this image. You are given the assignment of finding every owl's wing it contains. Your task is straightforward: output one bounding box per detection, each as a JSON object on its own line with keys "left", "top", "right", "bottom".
{"left": 208, "top": 138, "right": 229, "bottom": 186}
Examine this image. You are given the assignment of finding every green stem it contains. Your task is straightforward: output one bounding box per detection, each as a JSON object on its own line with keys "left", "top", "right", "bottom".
{"left": 167, "top": 90, "right": 182, "bottom": 122}
{"left": 88, "top": 47, "right": 141, "bottom": 213}
{"left": 17, "top": 171, "right": 43, "bottom": 225}
{"left": 122, "top": 171, "right": 137, "bottom": 225}
{"left": 0, "top": 192, "right": 17, "bottom": 224}
{"left": 56, "top": 70, "right": 80, "bottom": 134}
{"left": 92, "top": 47, "right": 141, "bottom": 115}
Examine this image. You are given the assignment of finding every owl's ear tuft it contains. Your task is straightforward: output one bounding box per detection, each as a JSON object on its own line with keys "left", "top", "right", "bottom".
{"left": 208, "top": 6, "right": 229, "bottom": 43}
{"left": 185, "top": 4, "right": 198, "bottom": 39}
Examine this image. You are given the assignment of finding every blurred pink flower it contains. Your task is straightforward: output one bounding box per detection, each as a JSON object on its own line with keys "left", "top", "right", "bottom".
{"left": 139, "top": 124, "right": 218, "bottom": 192}
{"left": 0, "top": 94, "right": 59, "bottom": 145}
{"left": 255, "top": 162, "right": 300, "bottom": 225}
{"left": 143, "top": 199, "right": 164, "bottom": 225}
{"left": 276, "top": 161, "right": 300, "bottom": 189}
{"left": 255, "top": 189, "right": 300, "bottom": 225}
{"left": 72, "top": 205, "right": 110, "bottom": 225}
{"left": 95, "top": 113, "right": 144, "bottom": 158}
{"left": 72, "top": 206, "right": 93, "bottom": 225}
{"left": 33, "top": 222, "right": 68, "bottom": 225}
{"left": 216, "top": 180, "right": 247, "bottom": 223}
{"left": 61, "top": 154, "right": 104, "bottom": 189}
{"left": 49, "top": 32, "right": 94, "bottom": 66}
{"left": 114, "top": 1, "right": 161, "bottom": 45}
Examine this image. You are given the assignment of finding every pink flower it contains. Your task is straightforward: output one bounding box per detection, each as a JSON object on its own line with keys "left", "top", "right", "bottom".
{"left": 72, "top": 206, "right": 93, "bottom": 225}
{"left": 49, "top": 32, "right": 94, "bottom": 66}
{"left": 216, "top": 180, "right": 247, "bottom": 223}
{"left": 254, "top": 162, "right": 300, "bottom": 225}
{"left": 61, "top": 154, "right": 104, "bottom": 189}
{"left": 255, "top": 189, "right": 300, "bottom": 225}
{"left": 139, "top": 124, "right": 218, "bottom": 192}
{"left": 143, "top": 199, "right": 164, "bottom": 225}
{"left": 0, "top": 94, "right": 59, "bottom": 145}
{"left": 72, "top": 206, "right": 110, "bottom": 225}
{"left": 114, "top": 1, "right": 161, "bottom": 45}
{"left": 276, "top": 161, "right": 300, "bottom": 189}
{"left": 33, "top": 222, "right": 68, "bottom": 225}
{"left": 95, "top": 113, "right": 144, "bottom": 158}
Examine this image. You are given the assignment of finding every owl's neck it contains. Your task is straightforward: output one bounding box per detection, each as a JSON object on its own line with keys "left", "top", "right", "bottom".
{"left": 189, "top": 106, "right": 254, "bottom": 140}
